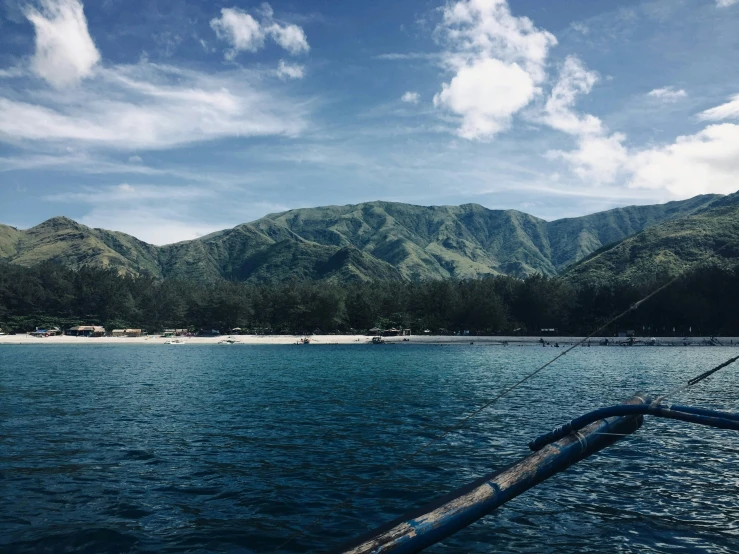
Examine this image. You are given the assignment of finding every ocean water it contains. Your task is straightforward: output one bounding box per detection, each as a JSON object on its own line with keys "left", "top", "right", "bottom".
{"left": 1, "top": 344, "right": 738, "bottom": 553}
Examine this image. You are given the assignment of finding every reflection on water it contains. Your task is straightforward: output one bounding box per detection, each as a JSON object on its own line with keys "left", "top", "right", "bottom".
{"left": 0, "top": 345, "right": 737, "bottom": 552}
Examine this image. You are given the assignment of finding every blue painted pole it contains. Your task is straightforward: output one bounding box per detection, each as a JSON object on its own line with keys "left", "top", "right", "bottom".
{"left": 338, "top": 393, "right": 650, "bottom": 554}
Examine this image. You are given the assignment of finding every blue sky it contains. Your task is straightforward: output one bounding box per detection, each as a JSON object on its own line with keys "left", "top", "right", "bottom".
{"left": 1, "top": 0, "right": 739, "bottom": 244}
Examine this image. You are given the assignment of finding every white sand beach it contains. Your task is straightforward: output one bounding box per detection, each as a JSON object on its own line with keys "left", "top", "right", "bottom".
{"left": 1, "top": 334, "right": 737, "bottom": 346}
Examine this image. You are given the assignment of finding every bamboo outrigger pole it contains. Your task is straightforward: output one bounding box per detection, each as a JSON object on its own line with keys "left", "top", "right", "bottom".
{"left": 338, "top": 393, "right": 650, "bottom": 554}
{"left": 337, "top": 390, "right": 739, "bottom": 554}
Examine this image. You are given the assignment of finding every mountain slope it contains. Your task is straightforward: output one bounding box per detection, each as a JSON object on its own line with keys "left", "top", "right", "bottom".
{"left": 6, "top": 217, "right": 161, "bottom": 276}
{"left": 0, "top": 194, "right": 724, "bottom": 282}
{"left": 563, "top": 193, "right": 739, "bottom": 286}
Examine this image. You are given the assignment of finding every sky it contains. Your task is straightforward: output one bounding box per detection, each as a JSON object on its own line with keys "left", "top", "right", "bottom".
{"left": 1, "top": 0, "right": 739, "bottom": 245}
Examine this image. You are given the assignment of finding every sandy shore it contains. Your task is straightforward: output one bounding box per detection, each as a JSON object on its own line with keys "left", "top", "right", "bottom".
{"left": 1, "top": 334, "right": 737, "bottom": 346}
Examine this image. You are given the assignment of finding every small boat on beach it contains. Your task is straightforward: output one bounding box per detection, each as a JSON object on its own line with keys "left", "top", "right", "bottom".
{"left": 163, "top": 339, "right": 186, "bottom": 345}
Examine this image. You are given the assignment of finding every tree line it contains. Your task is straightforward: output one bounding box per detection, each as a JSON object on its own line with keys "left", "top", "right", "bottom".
{"left": 1, "top": 261, "right": 738, "bottom": 336}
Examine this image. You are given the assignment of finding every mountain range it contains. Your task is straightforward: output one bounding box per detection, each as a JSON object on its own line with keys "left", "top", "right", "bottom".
{"left": 0, "top": 193, "right": 736, "bottom": 283}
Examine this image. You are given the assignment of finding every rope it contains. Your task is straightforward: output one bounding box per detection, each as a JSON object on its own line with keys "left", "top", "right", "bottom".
{"left": 276, "top": 238, "right": 735, "bottom": 551}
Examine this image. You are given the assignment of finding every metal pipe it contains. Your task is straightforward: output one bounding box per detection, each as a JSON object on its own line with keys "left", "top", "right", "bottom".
{"left": 336, "top": 393, "right": 650, "bottom": 554}
{"left": 529, "top": 403, "right": 739, "bottom": 451}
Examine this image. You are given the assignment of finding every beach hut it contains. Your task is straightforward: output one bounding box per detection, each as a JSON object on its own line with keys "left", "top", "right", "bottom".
{"left": 112, "top": 329, "right": 142, "bottom": 337}
{"left": 66, "top": 326, "right": 106, "bottom": 337}
{"left": 368, "top": 327, "right": 382, "bottom": 336}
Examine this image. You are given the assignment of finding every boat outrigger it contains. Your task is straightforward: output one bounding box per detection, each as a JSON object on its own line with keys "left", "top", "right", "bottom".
{"left": 337, "top": 384, "right": 739, "bottom": 553}
{"left": 338, "top": 389, "right": 739, "bottom": 553}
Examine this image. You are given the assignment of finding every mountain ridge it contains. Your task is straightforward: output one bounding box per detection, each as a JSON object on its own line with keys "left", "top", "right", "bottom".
{"left": 0, "top": 194, "right": 726, "bottom": 282}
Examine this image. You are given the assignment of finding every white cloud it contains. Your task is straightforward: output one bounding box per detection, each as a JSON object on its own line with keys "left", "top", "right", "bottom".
{"left": 0, "top": 63, "right": 308, "bottom": 150}
{"left": 276, "top": 60, "right": 305, "bottom": 80}
{"left": 542, "top": 56, "right": 603, "bottom": 136}
{"left": 434, "top": 58, "right": 536, "bottom": 138}
{"left": 541, "top": 56, "right": 627, "bottom": 184}
{"left": 717, "top": 0, "right": 739, "bottom": 7}
{"left": 647, "top": 86, "right": 687, "bottom": 101}
{"left": 546, "top": 84, "right": 739, "bottom": 196}
{"left": 401, "top": 91, "right": 420, "bottom": 103}
{"left": 23, "top": 0, "right": 100, "bottom": 89}
{"left": 210, "top": 8, "right": 265, "bottom": 57}
{"left": 628, "top": 124, "right": 739, "bottom": 196}
{"left": 128, "top": 155, "right": 143, "bottom": 163}
{"left": 698, "top": 94, "right": 739, "bottom": 121}
{"left": 266, "top": 22, "right": 309, "bottom": 55}
{"left": 433, "top": 0, "right": 557, "bottom": 140}
{"left": 210, "top": 4, "right": 309, "bottom": 60}
{"left": 547, "top": 133, "right": 628, "bottom": 185}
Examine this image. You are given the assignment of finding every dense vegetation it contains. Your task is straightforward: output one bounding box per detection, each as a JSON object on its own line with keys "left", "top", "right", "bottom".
{"left": 2, "top": 261, "right": 738, "bottom": 337}
{"left": 0, "top": 194, "right": 720, "bottom": 283}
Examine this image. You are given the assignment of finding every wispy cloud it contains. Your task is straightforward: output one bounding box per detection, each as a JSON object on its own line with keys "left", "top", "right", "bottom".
{"left": 276, "top": 60, "right": 305, "bottom": 80}
{"left": 0, "top": 0, "right": 311, "bottom": 152}
{"left": 401, "top": 91, "right": 420, "bottom": 104}
{"left": 698, "top": 93, "right": 739, "bottom": 121}
{"left": 0, "top": 62, "right": 309, "bottom": 150}
{"left": 647, "top": 86, "right": 687, "bottom": 101}
{"left": 374, "top": 52, "right": 440, "bottom": 61}
{"left": 717, "top": 0, "right": 739, "bottom": 8}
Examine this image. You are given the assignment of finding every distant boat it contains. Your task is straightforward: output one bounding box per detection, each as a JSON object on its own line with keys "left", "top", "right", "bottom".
{"left": 371, "top": 336, "right": 385, "bottom": 344}
{"left": 219, "top": 338, "right": 240, "bottom": 344}
{"left": 163, "top": 339, "right": 186, "bottom": 345}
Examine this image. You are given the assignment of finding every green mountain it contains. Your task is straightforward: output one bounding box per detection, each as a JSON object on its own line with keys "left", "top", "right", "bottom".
{"left": 563, "top": 192, "right": 739, "bottom": 286}
{"left": 0, "top": 194, "right": 724, "bottom": 282}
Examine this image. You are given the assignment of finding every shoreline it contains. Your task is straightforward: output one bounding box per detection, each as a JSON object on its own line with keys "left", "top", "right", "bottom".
{"left": 1, "top": 334, "right": 737, "bottom": 346}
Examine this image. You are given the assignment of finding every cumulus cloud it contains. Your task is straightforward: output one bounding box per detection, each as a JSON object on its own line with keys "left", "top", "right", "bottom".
{"left": 401, "top": 91, "right": 420, "bottom": 103}
{"left": 698, "top": 94, "right": 739, "bottom": 121}
{"left": 434, "top": 58, "right": 536, "bottom": 138}
{"left": 628, "top": 124, "right": 739, "bottom": 195}
{"left": 23, "top": 0, "right": 100, "bottom": 89}
{"left": 210, "top": 8, "right": 265, "bottom": 57}
{"left": 548, "top": 133, "right": 629, "bottom": 185}
{"left": 210, "top": 4, "right": 309, "bottom": 60}
{"left": 275, "top": 60, "right": 305, "bottom": 80}
{"left": 433, "top": 0, "right": 557, "bottom": 140}
{"left": 545, "top": 78, "right": 739, "bottom": 197}
{"left": 647, "top": 86, "right": 687, "bottom": 101}
{"left": 267, "top": 21, "right": 310, "bottom": 55}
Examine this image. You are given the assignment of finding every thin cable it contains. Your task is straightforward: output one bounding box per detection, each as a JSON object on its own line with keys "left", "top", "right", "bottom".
{"left": 274, "top": 300, "right": 672, "bottom": 551}
{"left": 659, "top": 354, "right": 739, "bottom": 402}
{"left": 276, "top": 239, "right": 735, "bottom": 551}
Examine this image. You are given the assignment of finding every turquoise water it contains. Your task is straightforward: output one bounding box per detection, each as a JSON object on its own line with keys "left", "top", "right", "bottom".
{"left": 1, "top": 344, "right": 738, "bottom": 553}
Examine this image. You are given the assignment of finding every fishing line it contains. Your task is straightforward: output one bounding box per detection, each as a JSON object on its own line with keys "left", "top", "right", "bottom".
{"left": 276, "top": 239, "right": 735, "bottom": 552}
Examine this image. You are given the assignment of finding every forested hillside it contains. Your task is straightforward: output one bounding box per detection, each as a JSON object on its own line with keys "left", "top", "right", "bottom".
{"left": 564, "top": 192, "right": 739, "bottom": 285}
{"left": 2, "top": 261, "right": 738, "bottom": 337}
{"left": 0, "top": 195, "right": 720, "bottom": 282}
